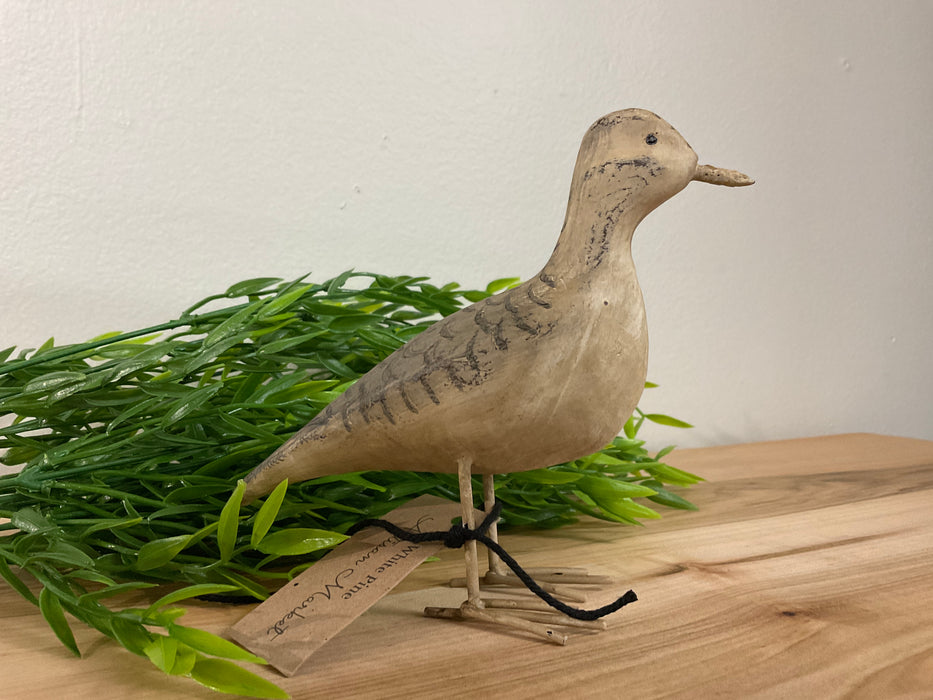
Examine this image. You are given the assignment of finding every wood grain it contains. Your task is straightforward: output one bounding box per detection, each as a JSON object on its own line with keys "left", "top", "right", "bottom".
{"left": 2, "top": 433, "right": 932, "bottom": 698}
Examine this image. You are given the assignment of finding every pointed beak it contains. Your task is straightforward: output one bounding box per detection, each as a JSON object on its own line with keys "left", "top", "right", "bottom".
{"left": 693, "top": 164, "right": 754, "bottom": 187}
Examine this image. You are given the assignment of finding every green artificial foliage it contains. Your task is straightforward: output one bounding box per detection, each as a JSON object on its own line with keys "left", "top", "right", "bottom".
{"left": 0, "top": 271, "right": 700, "bottom": 696}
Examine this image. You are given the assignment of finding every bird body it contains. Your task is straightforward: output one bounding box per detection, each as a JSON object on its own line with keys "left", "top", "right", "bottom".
{"left": 246, "top": 266, "right": 645, "bottom": 494}
{"left": 243, "top": 108, "right": 752, "bottom": 502}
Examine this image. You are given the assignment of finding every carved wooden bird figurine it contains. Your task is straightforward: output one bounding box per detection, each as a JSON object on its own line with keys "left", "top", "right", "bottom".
{"left": 244, "top": 108, "right": 752, "bottom": 642}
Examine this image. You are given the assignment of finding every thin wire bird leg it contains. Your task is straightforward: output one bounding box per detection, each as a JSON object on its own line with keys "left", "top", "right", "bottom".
{"left": 449, "top": 474, "right": 614, "bottom": 604}
{"left": 483, "top": 472, "right": 506, "bottom": 577}
{"left": 458, "top": 457, "right": 482, "bottom": 608}
{"left": 423, "top": 459, "right": 571, "bottom": 644}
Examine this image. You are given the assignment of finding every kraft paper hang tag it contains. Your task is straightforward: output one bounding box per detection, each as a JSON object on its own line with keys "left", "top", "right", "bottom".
{"left": 228, "top": 494, "right": 471, "bottom": 676}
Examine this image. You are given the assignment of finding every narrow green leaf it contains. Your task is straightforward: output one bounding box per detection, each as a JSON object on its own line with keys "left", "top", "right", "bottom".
{"left": 356, "top": 327, "right": 405, "bottom": 352}
{"left": 263, "top": 380, "right": 342, "bottom": 405}
{"left": 644, "top": 381, "right": 659, "bottom": 388}
{"left": 107, "top": 343, "right": 172, "bottom": 383}
{"left": 485, "top": 277, "right": 521, "bottom": 294}
{"left": 230, "top": 370, "right": 266, "bottom": 403}
{"left": 203, "top": 300, "right": 263, "bottom": 347}
{"left": 24, "top": 549, "right": 94, "bottom": 569}
{"left": 623, "top": 415, "right": 637, "bottom": 439}
{"left": 65, "top": 569, "right": 116, "bottom": 586}
{"left": 325, "top": 269, "right": 355, "bottom": 293}
{"left": 225, "top": 277, "right": 283, "bottom": 298}
{"left": 610, "top": 435, "right": 646, "bottom": 451}
{"left": 512, "top": 469, "right": 582, "bottom": 485}
{"left": 138, "top": 381, "right": 197, "bottom": 399}
{"left": 255, "top": 528, "right": 348, "bottom": 556}
{"left": 136, "top": 535, "right": 193, "bottom": 571}
{"left": 48, "top": 377, "right": 94, "bottom": 403}
{"left": 327, "top": 314, "right": 380, "bottom": 332}
{"left": 44, "top": 541, "right": 95, "bottom": 568}
{"left": 39, "top": 587, "right": 80, "bottom": 657}
{"left": 182, "top": 331, "right": 252, "bottom": 374}
{"left": 314, "top": 354, "right": 358, "bottom": 379}
{"left": 34, "top": 336, "right": 56, "bottom": 354}
{"left": 218, "top": 412, "right": 281, "bottom": 441}
{"left": 246, "top": 371, "right": 306, "bottom": 404}
{"left": 647, "top": 486, "right": 699, "bottom": 511}
{"left": 160, "top": 383, "right": 224, "bottom": 428}
{"left": 196, "top": 444, "right": 271, "bottom": 476}
{"left": 645, "top": 462, "right": 704, "bottom": 486}
{"left": 68, "top": 600, "right": 113, "bottom": 638}
{"left": 11, "top": 508, "right": 59, "bottom": 534}
{"left": 0, "top": 445, "right": 40, "bottom": 466}
{"left": 80, "top": 516, "right": 144, "bottom": 537}
{"left": 384, "top": 477, "right": 433, "bottom": 500}
{"left": 162, "top": 484, "right": 231, "bottom": 505}
{"left": 257, "top": 282, "right": 314, "bottom": 319}
{"left": 311, "top": 473, "right": 386, "bottom": 491}
{"left": 258, "top": 330, "right": 328, "bottom": 355}
{"left": 606, "top": 498, "right": 662, "bottom": 520}
{"left": 122, "top": 498, "right": 142, "bottom": 520}
{"left": 568, "top": 489, "right": 636, "bottom": 524}
{"left": 91, "top": 338, "right": 162, "bottom": 359}
{"left": 218, "top": 480, "right": 246, "bottom": 561}
{"left": 144, "top": 583, "right": 240, "bottom": 616}
{"left": 642, "top": 413, "right": 694, "bottom": 429}
{"left": 79, "top": 581, "right": 157, "bottom": 603}
{"left": 170, "top": 643, "right": 198, "bottom": 676}
{"left": 218, "top": 570, "right": 270, "bottom": 601}
{"left": 390, "top": 308, "right": 433, "bottom": 320}
{"left": 578, "top": 475, "right": 657, "bottom": 500}
{"left": 188, "top": 657, "right": 290, "bottom": 699}
{"left": 0, "top": 556, "right": 39, "bottom": 604}
{"left": 144, "top": 635, "right": 178, "bottom": 673}
{"left": 300, "top": 300, "right": 366, "bottom": 317}
{"left": 30, "top": 569, "right": 76, "bottom": 601}
{"left": 23, "top": 370, "right": 85, "bottom": 396}
{"left": 633, "top": 415, "right": 645, "bottom": 435}
{"left": 168, "top": 623, "right": 267, "bottom": 664}
{"left": 251, "top": 478, "right": 289, "bottom": 548}
{"left": 575, "top": 477, "right": 662, "bottom": 524}
{"left": 655, "top": 444, "right": 676, "bottom": 460}
{"left": 146, "top": 607, "right": 188, "bottom": 626}
{"left": 589, "top": 453, "right": 631, "bottom": 467}
{"left": 110, "top": 617, "right": 153, "bottom": 656}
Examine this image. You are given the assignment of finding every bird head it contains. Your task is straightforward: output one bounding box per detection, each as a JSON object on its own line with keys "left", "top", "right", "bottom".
{"left": 569, "top": 108, "right": 753, "bottom": 224}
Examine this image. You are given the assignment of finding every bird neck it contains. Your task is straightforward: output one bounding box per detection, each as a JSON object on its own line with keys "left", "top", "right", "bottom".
{"left": 542, "top": 198, "right": 644, "bottom": 283}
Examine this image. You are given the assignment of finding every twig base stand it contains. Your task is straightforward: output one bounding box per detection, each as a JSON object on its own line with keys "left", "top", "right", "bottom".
{"left": 423, "top": 459, "right": 609, "bottom": 644}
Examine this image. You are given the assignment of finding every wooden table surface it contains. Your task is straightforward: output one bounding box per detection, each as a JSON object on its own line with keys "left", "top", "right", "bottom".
{"left": 2, "top": 433, "right": 932, "bottom": 698}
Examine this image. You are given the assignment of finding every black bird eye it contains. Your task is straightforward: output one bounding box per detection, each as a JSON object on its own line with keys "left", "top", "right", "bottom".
{"left": 645, "top": 133, "right": 658, "bottom": 145}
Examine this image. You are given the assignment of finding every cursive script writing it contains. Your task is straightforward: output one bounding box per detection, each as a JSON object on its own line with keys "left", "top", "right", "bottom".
{"left": 374, "top": 543, "right": 421, "bottom": 575}
{"left": 352, "top": 515, "right": 435, "bottom": 567}
{"left": 262, "top": 515, "right": 441, "bottom": 641}
{"left": 266, "top": 568, "right": 354, "bottom": 640}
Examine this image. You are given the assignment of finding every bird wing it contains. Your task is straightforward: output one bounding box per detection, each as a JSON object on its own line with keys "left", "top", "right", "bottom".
{"left": 313, "top": 274, "right": 559, "bottom": 433}
{"left": 243, "top": 275, "right": 561, "bottom": 494}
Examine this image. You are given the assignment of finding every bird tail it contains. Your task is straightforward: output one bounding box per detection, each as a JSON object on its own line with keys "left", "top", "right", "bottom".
{"left": 242, "top": 447, "right": 295, "bottom": 504}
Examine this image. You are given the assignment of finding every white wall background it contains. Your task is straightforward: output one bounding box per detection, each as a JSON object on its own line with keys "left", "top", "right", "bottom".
{"left": 1, "top": 1, "right": 931, "bottom": 449}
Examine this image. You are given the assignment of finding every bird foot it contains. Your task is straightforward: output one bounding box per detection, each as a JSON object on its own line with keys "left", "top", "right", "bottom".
{"left": 427, "top": 470, "right": 613, "bottom": 642}
{"left": 423, "top": 599, "right": 603, "bottom": 644}
{"left": 479, "top": 597, "right": 608, "bottom": 631}
{"left": 449, "top": 567, "right": 613, "bottom": 604}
